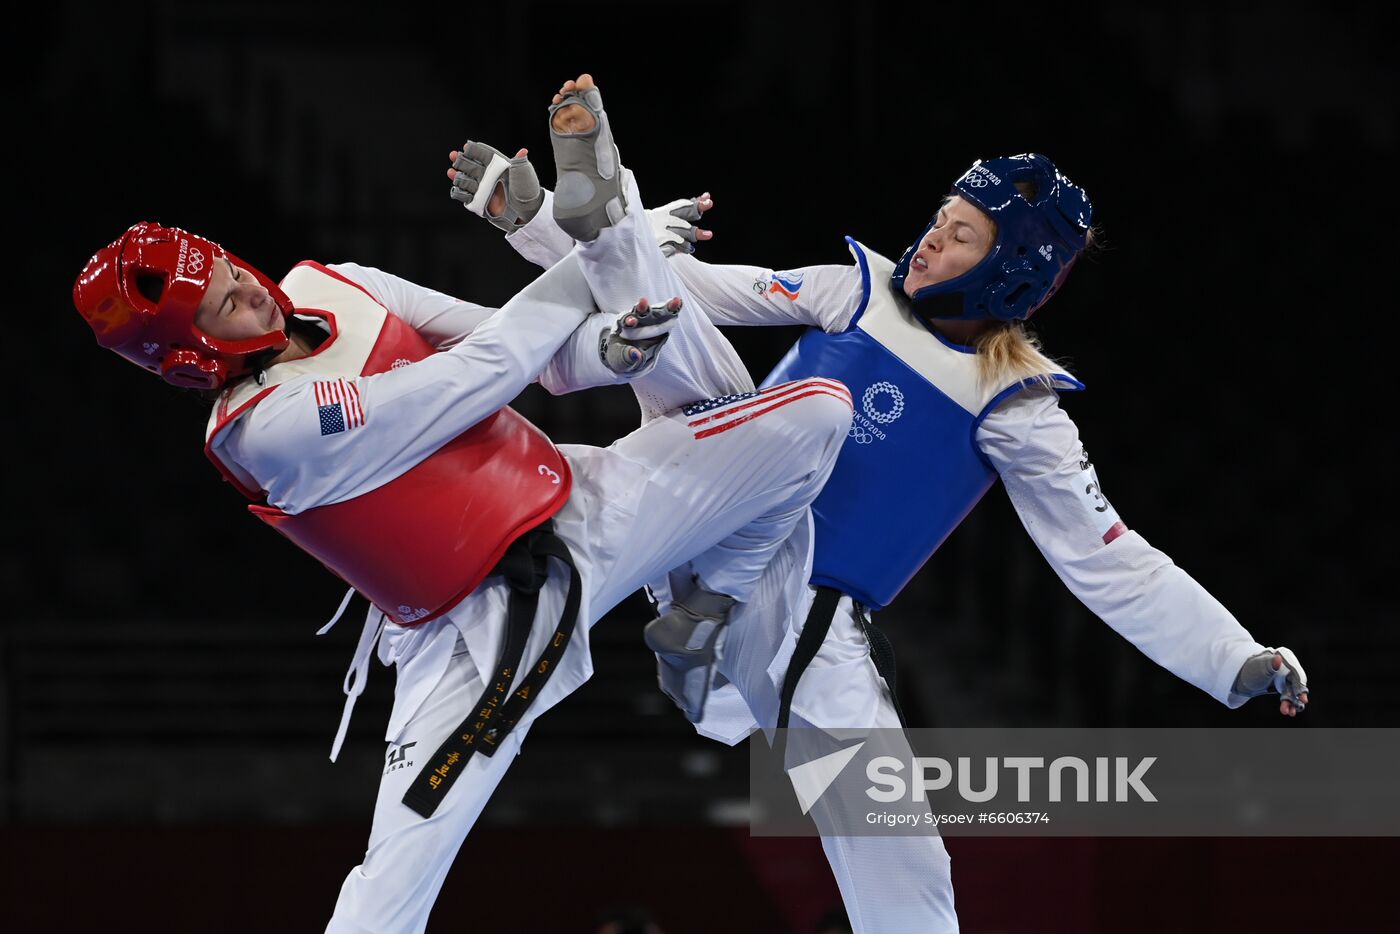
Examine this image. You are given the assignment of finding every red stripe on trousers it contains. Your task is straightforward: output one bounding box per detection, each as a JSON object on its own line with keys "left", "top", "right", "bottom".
{"left": 692, "top": 388, "right": 853, "bottom": 440}
{"left": 687, "top": 378, "right": 850, "bottom": 428}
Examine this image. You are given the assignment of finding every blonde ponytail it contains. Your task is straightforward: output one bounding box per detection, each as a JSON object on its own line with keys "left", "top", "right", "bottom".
{"left": 973, "top": 322, "right": 1070, "bottom": 391}
{"left": 969, "top": 178, "right": 1087, "bottom": 390}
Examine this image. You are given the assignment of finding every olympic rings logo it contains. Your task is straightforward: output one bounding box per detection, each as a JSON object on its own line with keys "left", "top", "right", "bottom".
{"left": 186, "top": 248, "right": 206, "bottom": 274}
{"left": 849, "top": 424, "right": 874, "bottom": 444}
{"left": 963, "top": 164, "right": 1001, "bottom": 189}
{"left": 862, "top": 381, "right": 905, "bottom": 425}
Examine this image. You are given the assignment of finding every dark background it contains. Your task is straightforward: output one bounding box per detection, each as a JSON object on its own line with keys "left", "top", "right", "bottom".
{"left": 5, "top": 1, "right": 1395, "bottom": 931}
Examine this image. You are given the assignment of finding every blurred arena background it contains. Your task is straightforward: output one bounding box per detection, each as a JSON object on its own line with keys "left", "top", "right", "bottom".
{"left": 6, "top": 1, "right": 1395, "bottom": 930}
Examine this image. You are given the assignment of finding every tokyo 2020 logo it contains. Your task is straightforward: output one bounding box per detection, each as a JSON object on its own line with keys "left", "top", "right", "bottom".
{"left": 862, "top": 382, "right": 905, "bottom": 425}
{"left": 849, "top": 381, "right": 904, "bottom": 444}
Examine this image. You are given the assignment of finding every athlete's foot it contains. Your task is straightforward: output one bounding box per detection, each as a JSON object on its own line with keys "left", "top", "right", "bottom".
{"left": 550, "top": 74, "right": 598, "bottom": 134}
{"left": 644, "top": 585, "right": 736, "bottom": 723}
{"left": 548, "top": 73, "right": 629, "bottom": 242}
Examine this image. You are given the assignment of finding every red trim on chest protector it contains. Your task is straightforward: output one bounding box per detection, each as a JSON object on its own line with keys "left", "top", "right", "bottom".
{"left": 203, "top": 264, "right": 572, "bottom": 625}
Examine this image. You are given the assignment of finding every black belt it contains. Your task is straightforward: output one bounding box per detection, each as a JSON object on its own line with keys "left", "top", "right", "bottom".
{"left": 402, "top": 520, "right": 581, "bottom": 818}
{"left": 776, "top": 586, "right": 905, "bottom": 731}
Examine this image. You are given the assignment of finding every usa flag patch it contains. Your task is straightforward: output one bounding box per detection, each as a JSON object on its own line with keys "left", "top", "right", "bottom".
{"left": 683, "top": 378, "right": 851, "bottom": 440}
{"left": 314, "top": 379, "right": 365, "bottom": 435}
{"left": 682, "top": 390, "right": 760, "bottom": 417}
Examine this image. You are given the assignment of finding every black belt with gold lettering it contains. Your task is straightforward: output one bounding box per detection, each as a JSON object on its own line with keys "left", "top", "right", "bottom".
{"left": 401, "top": 520, "right": 581, "bottom": 819}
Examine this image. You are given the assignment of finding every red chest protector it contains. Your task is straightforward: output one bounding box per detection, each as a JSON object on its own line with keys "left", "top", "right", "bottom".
{"left": 204, "top": 262, "right": 572, "bottom": 626}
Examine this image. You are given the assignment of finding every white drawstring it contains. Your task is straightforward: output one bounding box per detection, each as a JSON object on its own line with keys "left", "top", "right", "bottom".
{"left": 317, "top": 586, "right": 358, "bottom": 636}
{"left": 328, "top": 609, "right": 387, "bottom": 763}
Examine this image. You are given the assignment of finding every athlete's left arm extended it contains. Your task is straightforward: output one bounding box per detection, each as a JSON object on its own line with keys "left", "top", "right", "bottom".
{"left": 329, "top": 262, "right": 494, "bottom": 349}
{"left": 976, "top": 389, "right": 1270, "bottom": 707}
{"left": 326, "top": 261, "right": 631, "bottom": 391}
{"left": 223, "top": 255, "right": 596, "bottom": 513}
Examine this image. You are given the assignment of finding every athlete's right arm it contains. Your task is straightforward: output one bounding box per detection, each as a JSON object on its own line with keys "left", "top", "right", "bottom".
{"left": 218, "top": 257, "right": 596, "bottom": 513}
{"left": 485, "top": 165, "right": 863, "bottom": 334}
{"left": 507, "top": 193, "right": 714, "bottom": 269}
{"left": 977, "top": 390, "right": 1271, "bottom": 708}
{"left": 666, "top": 253, "right": 863, "bottom": 332}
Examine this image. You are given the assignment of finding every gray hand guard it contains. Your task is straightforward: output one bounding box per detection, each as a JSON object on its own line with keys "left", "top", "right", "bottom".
{"left": 647, "top": 196, "right": 706, "bottom": 257}
{"left": 450, "top": 141, "right": 543, "bottom": 232}
{"left": 599, "top": 298, "right": 681, "bottom": 374}
{"left": 1232, "top": 646, "right": 1310, "bottom": 712}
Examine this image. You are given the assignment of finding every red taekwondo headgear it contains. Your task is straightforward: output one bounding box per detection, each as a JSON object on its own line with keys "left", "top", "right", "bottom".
{"left": 73, "top": 222, "right": 293, "bottom": 390}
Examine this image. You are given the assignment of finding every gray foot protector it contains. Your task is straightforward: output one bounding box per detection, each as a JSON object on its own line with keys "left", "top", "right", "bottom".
{"left": 644, "top": 587, "right": 736, "bottom": 722}
{"left": 548, "top": 86, "right": 629, "bottom": 242}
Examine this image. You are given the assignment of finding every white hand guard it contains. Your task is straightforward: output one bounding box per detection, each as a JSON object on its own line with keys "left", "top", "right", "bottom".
{"left": 450, "top": 141, "right": 543, "bottom": 232}
{"left": 646, "top": 196, "right": 707, "bottom": 257}
{"left": 1232, "top": 646, "right": 1310, "bottom": 712}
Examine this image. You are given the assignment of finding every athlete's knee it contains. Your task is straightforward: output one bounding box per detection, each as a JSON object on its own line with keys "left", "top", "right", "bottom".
{"left": 790, "top": 377, "right": 853, "bottom": 444}
{"left": 819, "top": 380, "right": 854, "bottom": 440}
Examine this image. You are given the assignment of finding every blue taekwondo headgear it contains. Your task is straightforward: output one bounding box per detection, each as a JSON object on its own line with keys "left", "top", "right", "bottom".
{"left": 890, "top": 153, "right": 1093, "bottom": 322}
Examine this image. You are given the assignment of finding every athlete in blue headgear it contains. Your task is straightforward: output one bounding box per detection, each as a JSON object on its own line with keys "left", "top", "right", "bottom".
{"left": 452, "top": 76, "right": 1310, "bottom": 934}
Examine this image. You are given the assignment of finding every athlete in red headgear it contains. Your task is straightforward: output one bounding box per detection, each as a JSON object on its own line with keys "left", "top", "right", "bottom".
{"left": 75, "top": 222, "right": 292, "bottom": 389}
{"left": 74, "top": 93, "right": 854, "bottom": 930}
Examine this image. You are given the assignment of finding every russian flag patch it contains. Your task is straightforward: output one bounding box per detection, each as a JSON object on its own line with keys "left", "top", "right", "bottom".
{"left": 768, "top": 271, "right": 804, "bottom": 300}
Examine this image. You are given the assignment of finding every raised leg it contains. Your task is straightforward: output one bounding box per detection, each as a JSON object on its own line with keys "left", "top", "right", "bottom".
{"left": 548, "top": 73, "right": 753, "bottom": 420}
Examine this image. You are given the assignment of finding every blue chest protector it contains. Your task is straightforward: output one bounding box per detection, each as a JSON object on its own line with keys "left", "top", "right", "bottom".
{"left": 762, "top": 239, "right": 1084, "bottom": 610}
